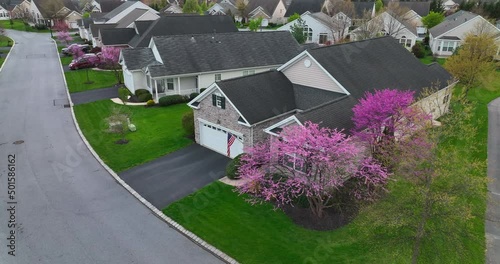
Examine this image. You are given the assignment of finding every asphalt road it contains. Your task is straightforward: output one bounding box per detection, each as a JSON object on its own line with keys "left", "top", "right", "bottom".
{"left": 120, "top": 144, "right": 230, "bottom": 209}
{"left": 0, "top": 31, "right": 222, "bottom": 264}
{"left": 487, "top": 97, "right": 500, "bottom": 264}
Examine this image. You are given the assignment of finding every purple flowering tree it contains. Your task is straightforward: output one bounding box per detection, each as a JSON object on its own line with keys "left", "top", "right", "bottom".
{"left": 237, "top": 122, "right": 388, "bottom": 218}
{"left": 100, "top": 47, "right": 122, "bottom": 84}
{"left": 57, "top": 30, "right": 73, "bottom": 45}
{"left": 351, "top": 89, "right": 431, "bottom": 169}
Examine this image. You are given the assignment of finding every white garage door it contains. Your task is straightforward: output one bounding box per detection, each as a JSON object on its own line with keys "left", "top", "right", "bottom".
{"left": 199, "top": 122, "right": 244, "bottom": 158}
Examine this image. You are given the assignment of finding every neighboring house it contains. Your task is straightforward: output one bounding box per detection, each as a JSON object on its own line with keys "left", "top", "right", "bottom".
{"left": 11, "top": 0, "right": 30, "bottom": 19}
{"left": 278, "top": 11, "right": 348, "bottom": 44}
{"left": 442, "top": 0, "right": 459, "bottom": 11}
{"left": 29, "top": 0, "right": 82, "bottom": 28}
{"left": 159, "top": 3, "right": 182, "bottom": 14}
{"left": 0, "top": 4, "right": 9, "bottom": 19}
{"left": 283, "top": 0, "right": 324, "bottom": 17}
{"left": 246, "top": 0, "right": 287, "bottom": 24}
{"left": 207, "top": 2, "right": 237, "bottom": 16}
{"left": 429, "top": 11, "right": 500, "bottom": 57}
{"left": 119, "top": 31, "right": 302, "bottom": 102}
{"left": 394, "top": 1, "right": 431, "bottom": 17}
{"left": 102, "top": 0, "right": 157, "bottom": 24}
{"left": 89, "top": 22, "right": 116, "bottom": 46}
{"left": 114, "top": 8, "right": 159, "bottom": 28}
{"left": 82, "top": 0, "right": 122, "bottom": 13}
{"left": 188, "top": 36, "right": 456, "bottom": 158}
{"left": 128, "top": 14, "right": 238, "bottom": 47}
{"left": 77, "top": 17, "right": 93, "bottom": 40}
{"left": 352, "top": 10, "right": 420, "bottom": 49}
{"left": 89, "top": 11, "right": 107, "bottom": 23}
{"left": 352, "top": 1, "right": 375, "bottom": 21}
{"left": 99, "top": 27, "right": 136, "bottom": 47}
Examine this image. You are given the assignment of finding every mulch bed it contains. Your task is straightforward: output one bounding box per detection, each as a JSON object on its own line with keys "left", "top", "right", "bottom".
{"left": 282, "top": 204, "right": 358, "bottom": 231}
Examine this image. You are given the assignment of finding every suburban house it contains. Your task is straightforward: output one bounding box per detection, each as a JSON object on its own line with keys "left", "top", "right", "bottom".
{"left": 188, "top": 36, "right": 455, "bottom": 158}
{"left": 29, "top": 0, "right": 83, "bottom": 28}
{"left": 127, "top": 15, "right": 238, "bottom": 47}
{"left": 82, "top": 0, "right": 123, "bottom": 13}
{"left": 429, "top": 11, "right": 500, "bottom": 57}
{"left": 278, "top": 11, "right": 348, "bottom": 44}
{"left": 393, "top": 1, "right": 431, "bottom": 17}
{"left": 77, "top": 17, "right": 93, "bottom": 40}
{"left": 114, "top": 8, "right": 159, "bottom": 28}
{"left": 101, "top": 0, "right": 157, "bottom": 24}
{"left": 351, "top": 9, "right": 421, "bottom": 49}
{"left": 442, "top": 0, "right": 459, "bottom": 11}
{"left": 99, "top": 27, "right": 136, "bottom": 47}
{"left": 11, "top": 0, "right": 30, "bottom": 19}
{"left": 89, "top": 22, "right": 116, "bottom": 46}
{"left": 207, "top": 0, "right": 237, "bottom": 16}
{"left": 283, "top": 0, "right": 325, "bottom": 18}
{"left": 245, "top": 0, "right": 287, "bottom": 24}
{"left": 119, "top": 31, "right": 303, "bottom": 102}
{"left": 0, "top": 4, "right": 9, "bottom": 19}
{"left": 159, "top": 2, "right": 182, "bottom": 14}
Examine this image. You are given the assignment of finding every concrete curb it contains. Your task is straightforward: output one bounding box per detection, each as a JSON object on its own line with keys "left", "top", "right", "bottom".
{"left": 51, "top": 39, "right": 239, "bottom": 264}
{"left": 0, "top": 36, "right": 15, "bottom": 73}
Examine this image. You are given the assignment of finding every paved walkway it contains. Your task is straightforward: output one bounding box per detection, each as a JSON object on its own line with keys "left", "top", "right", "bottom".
{"left": 0, "top": 30, "right": 222, "bottom": 264}
{"left": 120, "top": 144, "right": 231, "bottom": 209}
{"left": 487, "top": 97, "right": 500, "bottom": 264}
{"left": 71, "top": 86, "right": 118, "bottom": 105}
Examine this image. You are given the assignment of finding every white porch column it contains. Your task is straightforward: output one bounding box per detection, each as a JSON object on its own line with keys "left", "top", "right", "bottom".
{"left": 177, "top": 77, "right": 181, "bottom": 95}
{"left": 154, "top": 79, "right": 159, "bottom": 102}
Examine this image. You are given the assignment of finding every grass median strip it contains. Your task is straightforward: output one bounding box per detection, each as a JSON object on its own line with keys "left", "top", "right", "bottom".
{"left": 65, "top": 70, "right": 118, "bottom": 93}
{"left": 74, "top": 100, "right": 193, "bottom": 172}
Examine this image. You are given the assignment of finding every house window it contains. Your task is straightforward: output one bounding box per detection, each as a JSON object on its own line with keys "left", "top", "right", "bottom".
{"left": 166, "top": 78, "right": 174, "bottom": 90}
{"left": 303, "top": 25, "right": 313, "bottom": 41}
{"left": 319, "top": 33, "right": 328, "bottom": 44}
{"left": 215, "top": 73, "right": 221, "bottom": 81}
{"left": 282, "top": 153, "right": 309, "bottom": 174}
{"left": 212, "top": 94, "right": 226, "bottom": 109}
{"left": 442, "top": 41, "right": 455, "bottom": 52}
{"left": 243, "top": 69, "right": 255, "bottom": 76}
{"left": 399, "top": 36, "right": 411, "bottom": 48}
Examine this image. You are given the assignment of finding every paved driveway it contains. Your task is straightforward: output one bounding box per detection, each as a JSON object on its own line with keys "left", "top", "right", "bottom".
{"left": 120, "top": 144, "right": 231, "bottom": 209}
{"left": 0, "top": 30, "right": 222, "bottom": 264}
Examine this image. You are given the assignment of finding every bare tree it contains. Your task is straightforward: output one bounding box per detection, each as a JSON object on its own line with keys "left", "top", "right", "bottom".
{"left": 382, "top": 2, "right": 414, "bottom": 37}
{"left": 352, "top": 10, "right": 384, "bottom": 40}
{"left": 326, "top": 0, "right": 356, "bottom": 43}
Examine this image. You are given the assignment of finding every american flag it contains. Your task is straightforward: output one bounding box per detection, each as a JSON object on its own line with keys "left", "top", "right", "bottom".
{"left": 227, "top": 132, "right": 236, "bottom": 157}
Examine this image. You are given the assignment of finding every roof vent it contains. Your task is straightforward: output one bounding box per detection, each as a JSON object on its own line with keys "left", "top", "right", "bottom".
{"left": 190, "top": 36, "right": 195, "bottom": 43}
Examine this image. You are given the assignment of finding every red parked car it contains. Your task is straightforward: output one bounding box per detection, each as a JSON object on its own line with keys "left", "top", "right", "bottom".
{"left": 69, "top": 54, "right": 100, "bottom": 70}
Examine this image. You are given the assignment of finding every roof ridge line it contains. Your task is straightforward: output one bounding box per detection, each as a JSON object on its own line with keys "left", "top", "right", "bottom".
{"left": 297, "top": 94, "right": 351, "bottom": 115}
{"left": 309, "top": 36, "right": 390, "bottom": 50}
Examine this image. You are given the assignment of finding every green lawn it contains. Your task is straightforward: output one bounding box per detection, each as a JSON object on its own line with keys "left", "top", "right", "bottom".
{"left": 74, "top": 100, "right": 193, "bottom": 172}
{"left": 419, "top": 55, "right": 446, "bottom": 66}
{"left": 60, "top": 56, "right": 73, "bottom": 66}
{"left": 65, "top": 70, "right": 118, "bottom": 93}
{"left": 0, "top": 35, "right": 13, "bottom": 47}
{"left": 164, "top": 72, "right": 500, "bottom": 263}
{"left": 0, "top": 19, "right": 50, "bottom": 32}
{"left": 0, "top": 57, "right": 4, "bottom": 68}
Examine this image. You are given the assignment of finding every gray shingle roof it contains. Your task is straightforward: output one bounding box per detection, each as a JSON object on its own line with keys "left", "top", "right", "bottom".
{"left": 100, "top": 28, "right": 136, "bottom": 45}
{"left": 396, "top": 1, "right": 430, "bottom": 17}
{"left": 129, "top": 15, "right": 238, "bottom": 47}
{"left": 218, "top": 71, "right": 297, "bottom": 124}
{"left": 284, "top": 0, "right": 324, "bottom": 17}
{"left": 147, "top": 31, "right": 302, "bottom": 77}
{"left": 353, "top": 2, "right": 374, "bottom": 18}
{"left": 246, "top": 0, "right": 281, "bottom": 17}
{"left": 295, "top": 36, "right": 453, "bottom": 131}
{"left": 133, "top": 20, "right": 154, "bottom": 35}
{"left": 90, "top": 23, "right": 117, "bottom": 37}
{"left": 429, "top": 10, "right": 479, "bottom": 37}
{"left": 77, "top": 17, "right": 93, "bottom": 28}
{"left": 310, "top": 12, "right": 334, "bottom": 27}
{"left": 121, "top": 47, "right": 157, "bottom": 70}
{"left": 293, "top": 84, "right": 345, "bottom": 109}
{"left": 98, "top": 0, "right": 123, "bottom": 12}
{"left": 115, "top": 8, "right": 150, "bottom": 28}
{"left": 103, "top": 1, "right": 136, "bottom": 20}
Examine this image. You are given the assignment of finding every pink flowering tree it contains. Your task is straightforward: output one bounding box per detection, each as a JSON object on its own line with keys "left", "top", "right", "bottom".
{"left": 53, "top": 20, "right": 69, "bottom": 32}
{"left": 100, "top": 46, "right": 123, "bottom": 84}
{"left": 57, "top": 30, "right": 73, "bottom": 45}
{"left": 68, "top": 45, "right": 84, "bottom": 60}
{"left": 238, "top": 122, "right": 388, "bottom": 218}
{"left": 351, "top": 89, "right": 432, "bottom": 169}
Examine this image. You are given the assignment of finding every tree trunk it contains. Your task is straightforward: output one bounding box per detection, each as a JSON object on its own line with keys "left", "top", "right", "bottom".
{"left": 411, "top": 175, "right": 432, "bottom": 264}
